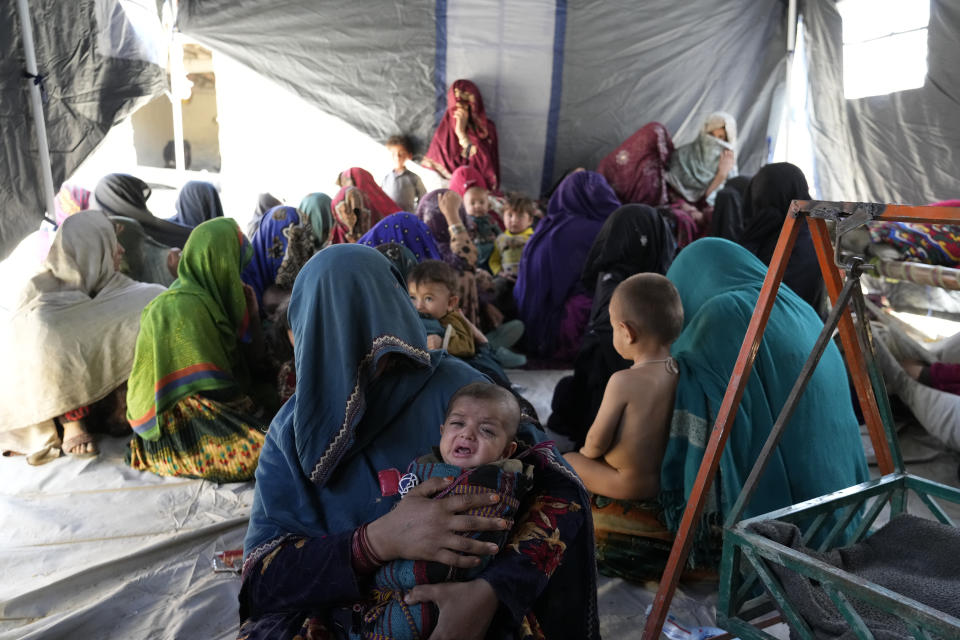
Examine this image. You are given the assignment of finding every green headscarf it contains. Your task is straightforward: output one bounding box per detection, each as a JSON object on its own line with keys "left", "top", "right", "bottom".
{"left": 127, "top": 218, "right": 254, "bottom": 440}
{"left": 662, "top": 238, "right": 868, "bottom": 563}
{"left": 298, "top": 193, "right": 334, "bottom": 249}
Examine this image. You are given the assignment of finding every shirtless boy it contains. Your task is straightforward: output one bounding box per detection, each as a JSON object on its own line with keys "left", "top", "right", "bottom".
{"left": 563, "top": 273, "right": 683, "bottom": 500}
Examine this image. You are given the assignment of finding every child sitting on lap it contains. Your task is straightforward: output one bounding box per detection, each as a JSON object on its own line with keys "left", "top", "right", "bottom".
{"left": 363, "top": 382, "right": 534, "bottom": 640}
{"left": 408, "top": 260, "right": 486, "bottom": 358}
{"left": 450, "top": 166, "right": 503, "bottom": 271}
{"left": 489, "top": 192, "right": 535, "bottom": 278}
{"left": 563, "top": 273, "right": 683, "bottom": 500}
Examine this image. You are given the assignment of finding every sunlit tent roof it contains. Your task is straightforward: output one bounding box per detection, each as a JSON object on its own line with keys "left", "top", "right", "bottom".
{"left": 2, "top": 0, "right": 957, "bottom": 261}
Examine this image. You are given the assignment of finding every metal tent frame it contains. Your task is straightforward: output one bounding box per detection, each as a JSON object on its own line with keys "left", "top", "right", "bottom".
{"left": 643, "top": 201, "right": 960, "bottom": 638}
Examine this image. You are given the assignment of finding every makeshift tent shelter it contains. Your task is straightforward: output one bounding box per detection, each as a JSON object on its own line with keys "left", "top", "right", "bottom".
{"left": 3, "top": 0, "right": 957, "bottom": 260}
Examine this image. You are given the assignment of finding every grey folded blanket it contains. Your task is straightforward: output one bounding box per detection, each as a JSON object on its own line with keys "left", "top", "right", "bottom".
{"left": 747, "top": 515, "right": 960, "bottom": 639}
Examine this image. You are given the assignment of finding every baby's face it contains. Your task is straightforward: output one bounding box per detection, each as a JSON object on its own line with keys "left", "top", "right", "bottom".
{"left": 463, "top": 187, "right": 489, "bottom": 218}
{"left": 408, "top": 280, "right": 455, "bottom": 320}
{"left": 439, "top": 396, "right": 517, "bottom": 468}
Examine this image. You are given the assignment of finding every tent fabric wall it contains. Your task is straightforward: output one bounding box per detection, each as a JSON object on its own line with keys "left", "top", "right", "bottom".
{"left": 0, "top": 0, "right": 166, "bottom": 260}
{"left": 804, "top": 0, "right": 960, "bottom": 204}
{"left": 551, "top": 0, "right": 788, "bottom": 189}
{"left": 179, "top": 0, "right": 788, "bottom": 198}
{"left": 177, "top": 0, "right": 438, "bottom": 164}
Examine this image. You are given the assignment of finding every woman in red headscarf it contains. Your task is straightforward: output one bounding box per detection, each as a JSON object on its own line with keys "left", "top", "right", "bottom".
{"left": 330, "top": 168, "right": 403, "bottom": 244}
{"left": 423, "top": 79, "right": 501, "bottom": 191}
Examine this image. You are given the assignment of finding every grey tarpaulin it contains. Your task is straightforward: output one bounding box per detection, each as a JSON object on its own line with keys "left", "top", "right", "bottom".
{"left": 804, "top": 0, "right": 960, "bottom": 203}
{"left": 0, "top": 0, "right": 166, "bottom": 260}
{"left": 177, "top": 0, "right": 438, "bottom": 160}
{"left": 551, "top": 0, "right": 788, "bottom": 189}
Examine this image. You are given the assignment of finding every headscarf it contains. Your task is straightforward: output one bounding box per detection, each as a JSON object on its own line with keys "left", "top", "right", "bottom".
{"left": 298, "top": 193, "right": 334, "bottom": 249}
{"left": 171, "top": 181, "right": 224, "bottom": 228}
{"left": 1, "top": 212, "right": 164, "bottom": 461}
{"left": 358, "top": 212, "right": 442, "bottom": 262}
{"left": 665, "top": 112, "right": 738, "bottom": 204}
{"left": 127, "top": 218, "right": 254, "bottom": 440}
{"left": 241, "top": 247, "right": 597, "bottom": 640}
{"left": 596, "top": 122, "right": 675, "bottom": 206}
{"left": 54, "top": 183, "right": 91, "bottom": 225}
{"left": 449, "top": 165, "right": 488, "bottom": 196}
{"left": 738, "top": 162, "right": 823, "bottom": 310}
{"left": 424, "top": 79, "right": 500, "bottom": 190}
{"left": 336, "top": 167, "right": 402, "bottom": 221}
{"left": 241, "top": 206, "right": 314, "bottom": 309}
{"left": 94, "top": 173, "right": 192, "bottom": 248}
{"left": 376, "top": 242, "right": 419, "bottom": 279}
{"left": 248, "top": 193, "right": 282, "bottom": 238}
{"left": 662, "top": 238, "right": 868, "bottom": 562}
{"left": 329, "top": 186, "right": 375, "bottom": 245}
{"left": 109, "top": 215, "right": 176, "bottom": 287}
{"left": 513, "top": 171, "right": 621, "bottom": 357}
{"left": 581, "top": 204, "right": 676, "bottom": 291}
{"left": 415, "top": 189, "right": 474, "bottom": 267}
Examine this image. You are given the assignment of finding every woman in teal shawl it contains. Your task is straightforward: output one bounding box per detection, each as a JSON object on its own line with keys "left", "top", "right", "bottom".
{"left": 593, "top": 238, "right": 868, "bottom": 581}
{"left": 298, "top": 192, "right": 335, "bottom": 249}
{"left": 663, "top": 238, "right": 868, "bottom": 561}
{"left": 239, "top": 245, "right": 598, "bottom": 640}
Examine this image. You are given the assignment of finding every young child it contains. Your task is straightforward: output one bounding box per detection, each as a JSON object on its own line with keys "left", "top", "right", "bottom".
{"left": 407, "top": 259, "right": 486, "bottom": 358}
{"left": 489, "top": 192, "right": 536, "bottom": 277}
{"left": 381, "top": 134, "right": 427, "bottom": 213}
{"left": 449, "top": 166, "right": 503, "bottom": 270}
{"left": 363, "top": 382, "right": 533, "bottom": 640}
{"left": 563, "top": 273, "right": 683, "bottom": 501}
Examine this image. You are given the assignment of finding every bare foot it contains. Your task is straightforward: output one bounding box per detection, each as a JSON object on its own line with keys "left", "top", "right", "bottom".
{"left": 902, "top": 359, "right": 926, "bottom": 380}
{"left": 61, "top": 420, "right": 98, "bottom": 456}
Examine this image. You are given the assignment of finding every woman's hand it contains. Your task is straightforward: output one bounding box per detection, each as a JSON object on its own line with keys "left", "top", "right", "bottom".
{"left": 453, "top": 105, "right": 469, "bottom": 140}
{"left": 427, "top": 334, "right": 443, "bottom": 350}
{"left": 366, "top": 476, "right": 510, "bottom": 568}
{"left": 404, "top": 579, "right": 499, "bottom": 640}
{"left": 717, "top": 148, "right": 735, "bottom": 179}
{"left": 166, "top": 248, "right": 182, "bottom": 278}
{"left": 242, "top": 282, "right": 259, "bottom": 318}
{"left": 439, "top": 190, "right": 463, "bottom": 224}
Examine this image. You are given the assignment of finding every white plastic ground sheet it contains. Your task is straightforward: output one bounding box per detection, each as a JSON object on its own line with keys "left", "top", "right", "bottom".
{"left": 1, "top": 371, "right": 722, "bottom": 639}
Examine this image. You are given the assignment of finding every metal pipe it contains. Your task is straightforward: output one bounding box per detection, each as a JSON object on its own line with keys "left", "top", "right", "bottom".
{"left": 16, "top": 0, "right": 57, "bottom": 223}
{"left": 783, "top": 0, "right": 797, "bottom": 162}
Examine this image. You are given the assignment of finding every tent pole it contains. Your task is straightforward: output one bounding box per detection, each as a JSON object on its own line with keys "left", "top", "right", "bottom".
{"left": 16, "top": 0, "right": 58, "bottom": 223}
{"left": 783, "top": 0, "right": 797, "bottom": 162}
{"left": 170, "top": 33, "right": 187, "bottom": 175}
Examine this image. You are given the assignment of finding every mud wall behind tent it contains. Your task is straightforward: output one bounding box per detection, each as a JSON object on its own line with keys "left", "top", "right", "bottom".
{"left": 178, "top": 0, "right": 789, "bottom": 198}
{"left": 804, "top": 0, "right": 960, "bottom": 204}
{"left": 0, "top": 0, "right": 166, "bottom": 260}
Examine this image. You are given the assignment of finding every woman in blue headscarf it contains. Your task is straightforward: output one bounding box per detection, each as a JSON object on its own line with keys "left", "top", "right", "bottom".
{"left": 514, "top": 170, "right": 621, "bottom": 359}
{"left": 170, "top": 181, "right": 224, "bottom": 228}
{"left": 238, "top": 245, "right": 598, "bottom": 640}
{"left": 358, "top": 211, "right": 442, "bottom": 262}
{"left": 241, "top": 205, "right": 316, "bottom": 317}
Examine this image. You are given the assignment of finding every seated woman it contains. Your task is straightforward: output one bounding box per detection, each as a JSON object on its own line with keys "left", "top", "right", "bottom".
{"left": 597, "top": 112, "right": 740, "bottom": 246}
{"left": 358, "top": 211, "right": 442, "bottom": 262}
{"left": 335, "top": 167, "right": 403, "bottom": 220}
{"left": 238, "top": 244, "right": 597, "bottom": 639}
{"left": 110, "top": 215, "right": 180, "bottom": 287}
{"left": 170, "top": 180, "right": 224, "bottom": 228}
{"left": 0, "top": 211, "right": 165, "bottom": 462}
{"left": 297, "top": 192, "right": 335, "bottom": 250}
{"left": 548, "top": 204, "right": 677, "bottom": 445}
{"left": 738, "top": 163, "right": 824, "bottom": 312}
{"left": 513, "top": 170, "right": 621, "bottom": 359}
{"left": 95, "top": 173, "right": 192, "bottom": 248}
{"left": 422, "top": 79, "right": 500, "bottom": 191}
{"left": 125, "top": 218, "right": 271, "bottom": 482}
{"left": 242, "top": 205, "right": 317, "bottom": 317}
{"left": 589, "top": 238, "right": 869, "bottom": 582}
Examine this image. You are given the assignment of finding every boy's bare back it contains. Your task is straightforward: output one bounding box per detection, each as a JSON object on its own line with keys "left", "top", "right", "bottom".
{"left": 577, "top": 361, "right": 677, "bottom": 500}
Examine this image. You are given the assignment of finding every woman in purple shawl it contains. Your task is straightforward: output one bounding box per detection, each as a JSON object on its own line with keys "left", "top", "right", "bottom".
{"left": 357, "top": 212, "right": 442, "bottom": 262}
{"left": 241, "top": 206, "right": 316, "bottom": 316}
{"left": 514, "top": 171, "right": 621, "bottom": 359}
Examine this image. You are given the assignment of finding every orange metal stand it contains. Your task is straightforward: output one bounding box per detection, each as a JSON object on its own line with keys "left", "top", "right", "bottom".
{"left": 642, "top": 200, "right": 960, "bottom": 638}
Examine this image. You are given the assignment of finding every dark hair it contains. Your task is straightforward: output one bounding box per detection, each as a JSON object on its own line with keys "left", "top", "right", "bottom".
{"left": 408, "top": 259, "right": 458, "bottom": 295}
{"left": 385, "top": 134, "right": 416, "bottom": 156}
{"left": 613, "top": 273, "right": 684, "bottom": 345}
{"left": 446, "top": 382, "right": 521, "bottom": 439}
{"left": 505, "top": 192, "right": 536, "bottom": 219}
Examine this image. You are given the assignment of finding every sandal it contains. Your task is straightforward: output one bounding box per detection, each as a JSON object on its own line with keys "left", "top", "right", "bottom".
{"left": 61, "top": 432, "right": 99, "bottom": 458}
